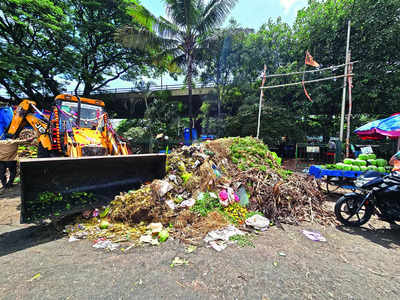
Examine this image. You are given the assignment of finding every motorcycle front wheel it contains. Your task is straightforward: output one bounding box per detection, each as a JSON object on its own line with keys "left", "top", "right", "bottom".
{"left": 334, "top": 195, "right": 374, "bottom": 226}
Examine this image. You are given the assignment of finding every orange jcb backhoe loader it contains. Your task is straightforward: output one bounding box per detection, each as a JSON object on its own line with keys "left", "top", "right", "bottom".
{"left": 7, "top": 94, "right": 165, "bottom": 223}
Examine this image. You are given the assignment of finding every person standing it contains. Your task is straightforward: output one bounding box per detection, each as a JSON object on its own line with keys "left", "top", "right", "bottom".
{"left": 389, "top": 150, "right": 400, "bottom": 173}
{"left": 0, "top": 136, "right": 36, "bottom": 189}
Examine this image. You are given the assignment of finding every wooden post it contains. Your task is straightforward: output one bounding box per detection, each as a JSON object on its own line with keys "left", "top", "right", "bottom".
{"left": 345, "top": 54, "right": 353, "bottom": 158}
{"left": 256, "top": 65, "right": 267, "bottom": 139}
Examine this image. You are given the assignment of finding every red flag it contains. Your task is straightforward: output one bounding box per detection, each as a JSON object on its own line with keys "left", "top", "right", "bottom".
{"left": 305, "top": 51, "right": 320, "bottom": 67}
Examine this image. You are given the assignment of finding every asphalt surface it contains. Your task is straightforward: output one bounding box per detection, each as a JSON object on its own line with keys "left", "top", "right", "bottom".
{"left": 1, "top": 220, "right": 400, "bottom": 300}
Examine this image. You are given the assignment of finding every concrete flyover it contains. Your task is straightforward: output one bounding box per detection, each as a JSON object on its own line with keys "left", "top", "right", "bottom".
{"left": 67, "top": 84, "right": 217, "bottom": 118}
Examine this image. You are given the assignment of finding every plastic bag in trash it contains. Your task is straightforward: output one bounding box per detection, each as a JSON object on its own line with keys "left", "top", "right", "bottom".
{"left": 245, "top": 215, "right": 269, "bottom": 231}
{"left": 92, "top": 239, "right": 120, "bottom": 251}
{"left": 204, "top": 225, "right": 245, "bottom": 251}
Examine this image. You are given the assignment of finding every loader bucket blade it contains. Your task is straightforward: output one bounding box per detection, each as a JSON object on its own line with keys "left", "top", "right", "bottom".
{"left": 19, "top": 154, "right": 166, "bottom": 223}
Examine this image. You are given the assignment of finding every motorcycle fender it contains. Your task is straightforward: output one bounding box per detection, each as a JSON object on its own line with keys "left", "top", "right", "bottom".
{"left": 343, "top": 192, "right": 363, "bottom": 199}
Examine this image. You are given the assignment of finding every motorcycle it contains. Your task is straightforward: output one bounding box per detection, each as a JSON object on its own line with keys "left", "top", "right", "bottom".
{"left": 334, "top": 171, "right": 400, "bottom": 226}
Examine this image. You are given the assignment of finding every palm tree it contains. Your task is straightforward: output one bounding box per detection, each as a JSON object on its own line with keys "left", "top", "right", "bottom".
{"left": 116, "top": 0, "right": 237, "bottom": 141}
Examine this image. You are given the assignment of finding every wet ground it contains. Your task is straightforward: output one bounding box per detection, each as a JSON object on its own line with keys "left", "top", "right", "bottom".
{"left": 1, "top": 186, "right": 400, "bottom": 299}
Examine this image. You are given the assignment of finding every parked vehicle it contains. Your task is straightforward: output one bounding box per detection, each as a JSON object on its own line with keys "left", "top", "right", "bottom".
{"left": 334, "top": 171, "right": 400, "bottom": 226}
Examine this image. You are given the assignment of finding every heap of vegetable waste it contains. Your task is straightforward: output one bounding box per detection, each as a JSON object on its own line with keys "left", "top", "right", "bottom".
{"left": 80, "top": 137, "right": 333, "bottom": 243}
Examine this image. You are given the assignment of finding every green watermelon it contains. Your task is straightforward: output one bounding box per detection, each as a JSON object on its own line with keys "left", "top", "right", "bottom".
{"left": 343, "top": 158, "right": 354, "bottom": 165}
{"left": 335, "top": 163, "right": 345, "bottom": 170}
{"left": 358, "top": 154, "right": 368, "bottom": 161}
{"left": 354, "top": 159, "right": 367, "bottom": 166}
{"left": 367, "top": 159, "right": 377, "bottom": 166}
{"left": 378, "top": 167, "right": 386, "bottom": 173}
{"left": 360, "top": 166, "right": 368, "bottom": 172}
{"left": 376, "top": 159, "right": 387, "bottom": 167}
{"left": 343, "top": 165, "right": 352, "bottom": 171}
{"left": 352, "top": 166, "right": 360, "bottom": 171}
{"left": 368, "top": 165, "right": 378, "bottom": 171}
{"left": 367, "top": 153, "right": 376, "bottom": 160}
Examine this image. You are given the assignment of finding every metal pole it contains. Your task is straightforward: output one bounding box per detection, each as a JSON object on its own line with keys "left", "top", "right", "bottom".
{"left": 256, "top": 65, "right": 267, "bottom": 139}
{"left": 339, "top": 20, "right": 351, "bottom": 142}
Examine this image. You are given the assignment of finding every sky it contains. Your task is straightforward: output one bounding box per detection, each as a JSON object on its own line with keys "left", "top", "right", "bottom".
{"left": 144, "top": 0, "right": 307, "bottom": 30}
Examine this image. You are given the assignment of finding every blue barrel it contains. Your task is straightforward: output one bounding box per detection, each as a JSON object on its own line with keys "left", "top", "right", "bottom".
{"left": 184, "top": 128, "right": 198, "bottom": 145}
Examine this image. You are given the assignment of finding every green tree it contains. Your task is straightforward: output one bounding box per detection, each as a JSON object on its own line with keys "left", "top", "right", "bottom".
{"left": 116, "top": 0, "right": 237, "bottom": 141}
{"left": 0, "top": 0, "right": 71, "bottom": 103}
{"left": 66, "top": 0, "right": 156, "bottom": 96}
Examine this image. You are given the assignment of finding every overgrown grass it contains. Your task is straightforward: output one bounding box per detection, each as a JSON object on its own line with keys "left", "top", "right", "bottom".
{"left": 229, "top": 234, "right": 255, "bottom": 248}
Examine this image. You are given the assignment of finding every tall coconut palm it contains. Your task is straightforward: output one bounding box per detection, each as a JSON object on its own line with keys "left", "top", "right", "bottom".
{"left": 116, "top": 0, "right": 237, "bottom": 141}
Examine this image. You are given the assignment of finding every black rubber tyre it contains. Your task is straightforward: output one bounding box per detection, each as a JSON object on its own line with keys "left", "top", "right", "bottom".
{"left": 334, "top": 195, "right": 374, "bottom": 226}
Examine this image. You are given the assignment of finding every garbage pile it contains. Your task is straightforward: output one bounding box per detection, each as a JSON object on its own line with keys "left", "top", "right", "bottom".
{"left": 68, "top": 137, "right": 334, "bottom": 248}
{"left": 18, "top": 129, "right": 38, "bottom": 158}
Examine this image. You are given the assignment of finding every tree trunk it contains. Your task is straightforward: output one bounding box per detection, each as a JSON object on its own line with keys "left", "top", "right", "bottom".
{"left": 217, "top": 86, "right": 222, "bottom": 138}
{"left": 187, "top": 52, "right": 194, "bottom": 143}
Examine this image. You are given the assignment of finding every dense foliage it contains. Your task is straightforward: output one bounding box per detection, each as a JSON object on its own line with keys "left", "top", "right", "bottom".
{"left": 2, "top": 0, "right": 400, "bottom": 149}
{"left": 0, "top": 0, "right": 164, "bottom": 105}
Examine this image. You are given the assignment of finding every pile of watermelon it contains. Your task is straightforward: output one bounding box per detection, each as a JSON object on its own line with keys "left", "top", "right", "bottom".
{"left": 323, "top": 154, "right": 391, "bottom": 173}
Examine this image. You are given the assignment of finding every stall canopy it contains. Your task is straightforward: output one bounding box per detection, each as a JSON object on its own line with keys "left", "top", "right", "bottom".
{"left": 354, "top": 113, "right": 400, "bottom": 150}
{"left": 354, "top": 113, "right": 400, "bottom": 140}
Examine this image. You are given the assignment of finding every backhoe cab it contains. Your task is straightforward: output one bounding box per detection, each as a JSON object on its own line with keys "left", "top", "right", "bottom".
{"left": 8, "top": 94, "right": 128, "bottom": 158}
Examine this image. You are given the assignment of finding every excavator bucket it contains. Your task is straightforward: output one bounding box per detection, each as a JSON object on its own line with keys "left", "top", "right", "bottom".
{"left": 19, "top": 154, "right": 166, "bottom": 223}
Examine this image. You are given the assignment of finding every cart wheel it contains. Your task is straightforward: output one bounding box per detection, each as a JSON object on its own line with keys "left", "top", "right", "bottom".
{"left": 316, "top": 176, "right": 340, "bottom": 194}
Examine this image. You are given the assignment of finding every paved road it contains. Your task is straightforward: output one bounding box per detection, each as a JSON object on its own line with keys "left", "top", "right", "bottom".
{"left": 1, "top": 220, "right": 400, "bottom": 299}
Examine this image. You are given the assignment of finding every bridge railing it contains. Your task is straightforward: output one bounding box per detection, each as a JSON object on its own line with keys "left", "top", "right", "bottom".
{"left": 0, "top": 83, "right": 216, "bottom": 99}
{"left": 66, "top": 83, "right": 216, "bottom": 96}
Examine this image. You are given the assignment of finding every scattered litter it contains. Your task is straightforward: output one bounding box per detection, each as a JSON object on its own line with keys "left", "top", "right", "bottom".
{"left": 170, "top": 257, "right": 189, "bottom": 267}
{"left": 139, "top": 235, "right": 160, "bottom": 246}
{"left": 168, "top": 174, "right": 178, "bottom": 185}
{"left": 166, "top": 200, "right": 176, "bottom": 210}
{"left": 204, "top": 225, "right": 245, "bottom": 251}
{"left": 28, "top": 273, "right": 41, "bottom": 282}
{"left": 99, "top": 220, "right": 110, "bottom": 229}
{"left": 92, "top": 209, "right": 99, "bottom": 217}
{"left": 64, "top": 225, "right": 75, "bottom": 233}
{"left": 238, "top": 186, "right": 249, "bottom": 206}
{"left": 179, "top": 198, "right": 195, "bottom": 208}
{"left": 158, "top": 229, "right": 169, "bottom": 242}
{"left": 99, "top": 207, "right": 110, "bottom": 218}
{"left": 148, "top": 222, "right": 163, "bottom": 234}
{"left": 68, "top": 236, "right": 80, "bottom": 242}
{"left": 185, "top": 245, "right": 197, "bottom": 253}
{"left": 151, "top": 180, "right": 173, "bottom": 198}
{"left": 209, "top": 192, "right": 217, "bottom": 199}
{"left": 218, "top": 189, "right": 229, "bottom": 207}
{"left": 208, "top": 241, "right": 227, "bottom": 252}
{"left": 245, "top": 215, "right": 270, "bottom": 231}
{"left": 82, "top": 210, "right": 92, "bottom": 219}
{"left": 92, "top": 239, "right": 120, "bottom": 251}
{"left": 278, "top": 252, "right": 286, "bottom": 257}
{"left": 193, "top": 160, "right": 201, "bottom": 168}
{"left": 302, "top": 230, "right": 327, "bottom": 242}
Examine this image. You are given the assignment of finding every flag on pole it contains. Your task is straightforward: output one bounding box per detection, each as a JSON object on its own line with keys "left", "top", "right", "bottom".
{"left": 305, "top": 51, "right": 320, "bottom": 67}
{"left": 302, "top": 51, "right": 320, "bottom": 102}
